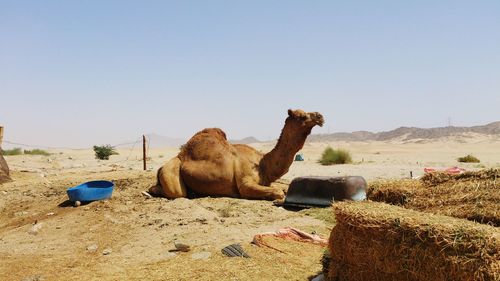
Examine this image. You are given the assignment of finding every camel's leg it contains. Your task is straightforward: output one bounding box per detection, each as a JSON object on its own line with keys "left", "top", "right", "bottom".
{"left": 149, "top": 157, "right": 187, "bottom": 199}
{"left": 271, "top": 181, "right": 289, "bottom": 195}
{"left": 237, "top": 176, "right": 285, "bottom": 200}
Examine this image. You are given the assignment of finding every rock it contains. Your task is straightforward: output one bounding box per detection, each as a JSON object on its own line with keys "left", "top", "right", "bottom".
{"left": 22, "top": 275, "right": 45, "bottom": 281}
{"left": 86, "top": 244, "right": 98, "bottom": 252}
{"left": 174, "top": 241, "right": 191, "bottom": 252}
{"left": 28, "top": 223, "right": 43, "bottom": 235}
{"left": 195, "top": 218, "right": 208, "bottom": 224}
{"left": 46, "top": 212, "right": 55, "bottom": 216}
{"left": 191, "top": 251, "right": 211, "bottom": 260}
{"left": 102, "top": 248, "right": 112, "bottom": 255}
{"left": 15, "top": 211, "right": 29, "bottom": 217}
{"left": 162, "top": 252, "right": 177, "bottom": 259}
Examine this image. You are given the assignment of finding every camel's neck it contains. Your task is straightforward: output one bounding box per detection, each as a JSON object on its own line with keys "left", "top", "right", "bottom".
{"left": 259, "top": 119, "right": 312, "bottom": 185}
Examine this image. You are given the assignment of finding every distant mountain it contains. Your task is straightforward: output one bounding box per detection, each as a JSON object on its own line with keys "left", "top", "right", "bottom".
{"left": 308, "top": 121, "right": 500, "bottom": 142}
{"left": 144, "top": 134, "right": 262, "bottom": 147}
{"left": 230, "top": 137, "right": 262, "bottom": 144}
{"left": 145, "top": 133, "right": 186, "bottom": 148}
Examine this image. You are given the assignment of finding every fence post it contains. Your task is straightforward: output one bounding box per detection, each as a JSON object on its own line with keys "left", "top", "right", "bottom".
{"left": 143, "top": 135, "right": 147, "bottom": 171}
{"left": 0, "top": 125, "right": 10, "bottom": 182}
{"left": 0, "top": 126, "right": 3, "bottom": 149}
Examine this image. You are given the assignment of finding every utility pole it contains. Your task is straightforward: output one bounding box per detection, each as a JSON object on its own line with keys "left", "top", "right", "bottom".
{"left": 143, "top": 135, "right": 147, "bottom": 171}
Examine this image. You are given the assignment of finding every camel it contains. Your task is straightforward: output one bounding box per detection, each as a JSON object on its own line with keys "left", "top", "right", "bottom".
{"left": 149, "top": 109, "right": 324, "bottom": 200}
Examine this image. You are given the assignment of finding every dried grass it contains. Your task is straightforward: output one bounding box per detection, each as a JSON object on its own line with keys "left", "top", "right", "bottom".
{"left": 327, "top": 201, "right": 500, "bottom": 281}
{"left": 368, "top": 169, "right": 500, "bottom": 226}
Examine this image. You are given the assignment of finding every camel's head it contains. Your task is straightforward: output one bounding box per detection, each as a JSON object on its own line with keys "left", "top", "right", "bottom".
{"left": 287, "top": 109, "right": 324, "bottom": 128}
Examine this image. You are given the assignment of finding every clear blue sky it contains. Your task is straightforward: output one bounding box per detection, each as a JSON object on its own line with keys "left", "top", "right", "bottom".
{"left": 1, "top": 1, "right": 499, "bottom": 147}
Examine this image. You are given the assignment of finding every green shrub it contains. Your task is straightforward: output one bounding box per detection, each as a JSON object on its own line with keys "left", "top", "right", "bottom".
{"left": 319, "top": 147, "right": 352, "bottom": 165}
{"left": 1, "top": 147, "right": 23, "bottom": 156}
{"left": 24, "top": 149, "right": 51, "bottom": 156}
{"left": 457, "top": 154, "right": 480, "bottom": 163}
{"left": 93, "top": 145, "right": 118, "bottom": 160}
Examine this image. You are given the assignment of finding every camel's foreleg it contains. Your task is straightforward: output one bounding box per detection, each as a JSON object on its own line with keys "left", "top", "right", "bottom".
{"left": 237, "top": 176, "right": 285, "bottom": 200}
{"left": 148, "top": 157, "right": 187, "bottom": 199}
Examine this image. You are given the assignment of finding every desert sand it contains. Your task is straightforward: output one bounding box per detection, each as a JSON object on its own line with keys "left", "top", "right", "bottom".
{"left": 0, "top": 137, "right": 499, "bottom": 280}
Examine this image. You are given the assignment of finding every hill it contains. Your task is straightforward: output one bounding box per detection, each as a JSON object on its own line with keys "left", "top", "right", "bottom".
{"left": 308, "top": 121, "right": 500, "bottom": 142}
{"left": 230, "top": 136, "right": 262, "bottom": 144}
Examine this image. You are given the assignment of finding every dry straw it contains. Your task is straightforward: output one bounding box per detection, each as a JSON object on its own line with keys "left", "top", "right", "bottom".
{"left": 368, "top": 169, "right": 500, "bottom": 226}
{"left": 327, "top": 201, "right": 500, "bottom": 281}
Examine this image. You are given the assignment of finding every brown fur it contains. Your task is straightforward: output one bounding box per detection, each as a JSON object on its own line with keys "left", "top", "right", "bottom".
{"left": 149, "top": 109, "right": 324, "bottom": 200}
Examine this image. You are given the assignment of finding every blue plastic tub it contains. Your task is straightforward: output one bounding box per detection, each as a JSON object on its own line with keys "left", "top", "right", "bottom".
{"left": 66, "top": 180, "right": 114, "bottom": 202}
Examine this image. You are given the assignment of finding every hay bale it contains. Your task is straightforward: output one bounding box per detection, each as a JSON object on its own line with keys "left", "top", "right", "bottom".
{"left": 421, "top": 169, "right": 499, "bottom": 186}
{"left": 368, "top": 169, "right": 500, "bottom": 226}
{"left": 367, "top": 179, "right": 420, "bottom": 205}
{"left": 327, "top": 201, "right": 500, "bottom": 281}
{"left": 0, "top": 153, "right": 10, "bottom": 184}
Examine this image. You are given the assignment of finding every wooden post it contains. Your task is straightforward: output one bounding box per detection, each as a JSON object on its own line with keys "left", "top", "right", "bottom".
{"left": 0, "top": 125, "right": 10, "bottom": 182}
{"left": 143, "top": 135, "right": 147, "bottom": 171}
{"left": 0, "top": 126, "right": 3, "bottom": 148}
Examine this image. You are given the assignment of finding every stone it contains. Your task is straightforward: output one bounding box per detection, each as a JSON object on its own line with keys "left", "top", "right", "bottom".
{"left": 86, "top": 244, "right": 98, "bottom": 252}
{"left": 15, "top": 211, "right": 29, "bottom": 217}
{"left": 102, "top": 248, "right": 112, "bottom": 255}
{"left": 174, "top": 242, "right": 190, "bottom": 252}
{"left": 22, "top": 275, "right": 45, "bottom": 281}
{"left": 162, "top": 252, "right": 177, "bottom": 259}
{"left": 191, "top": 251, "right": 211, "bottom": 260}
{"left": 28, "top": 223, "right": 43, "bottom": 235}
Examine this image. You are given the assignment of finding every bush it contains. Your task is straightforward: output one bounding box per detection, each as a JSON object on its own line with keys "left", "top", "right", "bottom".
{"left": 93, "top": 145, "right": 118, "bottom": 160}
{"left": 1, "top": 148, "right": 23, "bottom": 156}
{"left": 319, "top": 147, "right": 352, "bottom": 165}
{"left": 24, "top": 149, "right": 51, "bottom": 156}
{"left": 457, "top": 154, "right": 480, "bottom": 163}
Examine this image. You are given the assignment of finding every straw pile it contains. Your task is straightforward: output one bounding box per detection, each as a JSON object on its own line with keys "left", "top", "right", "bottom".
{"left": 327, "top": 201, "right": 500, "bottom": 281}
{"left": 367, "top": 169, "right": 500, "bottom": 226}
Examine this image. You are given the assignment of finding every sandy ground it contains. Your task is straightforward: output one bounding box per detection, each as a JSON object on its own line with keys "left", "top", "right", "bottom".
{"left": 1, "top": 137, "right": 499, "bottom": 280}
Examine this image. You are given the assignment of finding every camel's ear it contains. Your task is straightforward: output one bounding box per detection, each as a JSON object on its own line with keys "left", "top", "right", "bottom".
{"left": 288, "top": 109, "right": 307, "bottom": 120}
